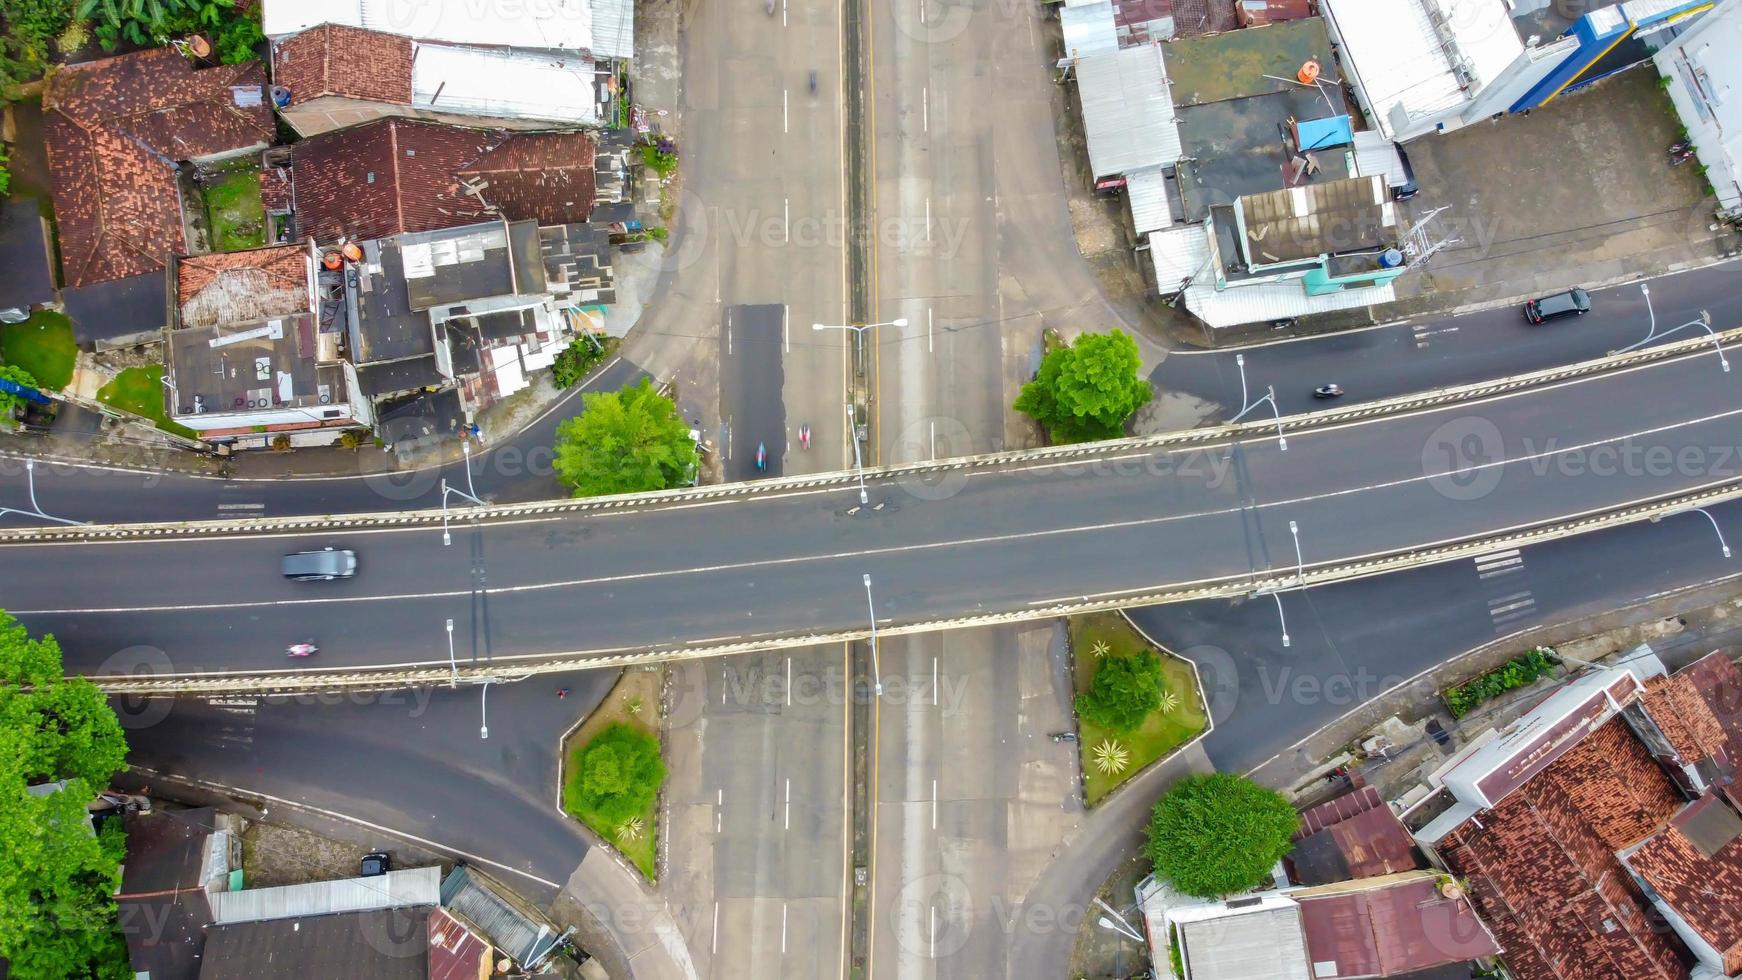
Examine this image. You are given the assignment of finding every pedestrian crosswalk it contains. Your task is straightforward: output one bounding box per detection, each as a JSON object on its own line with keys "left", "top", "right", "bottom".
{"left": 1474, "top": 549, "right": 1537, "bottom": 630}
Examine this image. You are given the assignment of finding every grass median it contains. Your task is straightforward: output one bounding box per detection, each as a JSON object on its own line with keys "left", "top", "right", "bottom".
{"left": 1071, "top": 613, "right": 1207, "bottom": 806}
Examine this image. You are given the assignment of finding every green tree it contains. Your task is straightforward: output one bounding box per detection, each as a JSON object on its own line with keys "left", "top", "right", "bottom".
{"left": 566, "top": 724, "right": 666, "bottom": 829}
{"left": 553, "top": 379, "right": 696, "bottom": 497}
{"left": 0, "top": 612, "right": 131, "bottom": 979}
{"left": 1144, "top": 773, "right": 1299, "bottom": 898}
{"left": 1013, "top": 329, "right": 1152, "bottom": 443}
{"left": 0, "top": 364, "right": 41, "bottom": 418}
{"left": 551, "top": 335, "right": 609, "bottom": 389}
{"left": 0, "top": 0, "right": 73, "bottom": 99}
{"left": 1075, "top": 651, "right": 1165, "bottom": 733}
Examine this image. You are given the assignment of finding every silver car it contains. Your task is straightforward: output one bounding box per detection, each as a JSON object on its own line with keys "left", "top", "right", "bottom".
{"left": 281, "top": 547, "right": 357, "bottom": 581}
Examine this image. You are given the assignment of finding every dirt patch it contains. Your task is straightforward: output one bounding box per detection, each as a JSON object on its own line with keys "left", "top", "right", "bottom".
{"left": 240, "top": 821, "right": 444, "bottom": 888}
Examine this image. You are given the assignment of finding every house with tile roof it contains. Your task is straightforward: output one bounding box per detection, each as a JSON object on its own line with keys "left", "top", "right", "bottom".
{"left": 270, "top": 24, "right": 610, "bottom": 138}
{"left": 282, "top": 118, "right": 602, "bottom": 246}
{"left": 164, "top": 242, "right": 370, "bottom": 444}
{"left": 1412, "top": 650, "right": 1742, "bottom": 980}
{"left": 43, "top": 48, "right": 274, "bottom": 291}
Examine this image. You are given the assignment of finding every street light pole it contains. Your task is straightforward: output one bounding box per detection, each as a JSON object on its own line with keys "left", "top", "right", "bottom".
{"left": 863, "top": 573, "right": 883, "bottom": 696}
{"left": 1289, "top": 519, "right": 1305, "bottom": 588}
{"left": 440, "top": 478, "right": 486, "bottom": 547}
{"left": 0, "top": 461, "right": 86, "bottom": 527}
{"left": 479, "top": 679, "right": 491, "bottom": 739}
{"left": 461, "top": 440, "right": 479, "bottom": 501}
{"left": 445, "top": 618, "right": 457, "bottom": 688}
{"left": 1268, "top": 589, "right": 1290, "bottom": 648}
{"left": 1652, "top": 508, "right": 1733, "bottom": 558}
{"left": 847, "top": 403, "right": 869, "bottom": 505}
{"left": 1614, "top": 314, "right": 1728, "bottom": 372}
{"left": 1640, "top": 283, "right": 1655, "bottom": 343}
{"left": 1235, "top": 353, "right": 1249, "bottom": 415}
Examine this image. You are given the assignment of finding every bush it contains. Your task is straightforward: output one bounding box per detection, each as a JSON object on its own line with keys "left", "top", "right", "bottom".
{"left": 551, "top": 334, "right": 610, "bottom": 389}
{"left": 0, "top": 364, "right": 41, "bottom": 417}
{"left": 640, "top": 140, "right": 678, "bottom": 179}
{"left": 1443, "top": 648, "right": 1558, "bottom": 718}
{"left": 0, "top": 143, "right": 11, "bottom": 199}
{"left": 553, "top": 379, "right": 696, "bottom": 497}
{"left": 80, "top": 0, "right": 260, "bottom": 60}
{"left": 270, "top": 434, "right": 290, "bottom": 451}
{"left": 1013, "top": 329, "right": 1152, "bottom": 443}
{"left": 565, "top": 723, "right": 666, "bottom": 830}
{"left": 1075, "top": 650, "right": 1164, "bottom": 733}
{"left": 1145, "top": 772, "right": 1299, "bottom": 898}
{"left": 0, "top": 0, "right": 73, "bottom": 98}
{"left": 338, "top": 430, "right": 364, "bottom": 450}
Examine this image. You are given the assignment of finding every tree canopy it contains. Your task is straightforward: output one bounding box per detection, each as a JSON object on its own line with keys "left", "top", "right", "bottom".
{"left": 1144, "top": 772, "right": 1299, "bottom": 898}
{"left": 1013, "top": 329, "right": 1153, "bottom": 443}
{"left": 0, "top": 612, "right": 131, "bottom": 979}
{"left": 1075, "top": 650, "right": 1165, "bottom": 733}
{"left": 567, "top": 724, "right": 666, "bottom": 829}
{"left": 553, "top": 379, "right": 696, "bottom": 497}
{"left": 0, "top": 364, "right": 42, "bottom": 418}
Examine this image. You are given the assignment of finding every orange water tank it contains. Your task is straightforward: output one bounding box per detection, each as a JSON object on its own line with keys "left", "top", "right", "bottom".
{"left": 322, "top": 252, "right": 342, "bottom": 270}
{"left": 1298, "top": 59, "right": 1322, "bottom": 84}
{"left": 341, "top": 242, "right": 364, "bottom": 263}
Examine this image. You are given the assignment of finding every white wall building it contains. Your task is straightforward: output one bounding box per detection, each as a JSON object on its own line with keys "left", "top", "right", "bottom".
{"left": 1655, "top": 0, "right": 1742, "bottom": 213}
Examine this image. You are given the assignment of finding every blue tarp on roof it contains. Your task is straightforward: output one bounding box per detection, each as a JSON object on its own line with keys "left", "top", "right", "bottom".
{"left": 1296, "top": 114, "right": 1353, "bottom": 152}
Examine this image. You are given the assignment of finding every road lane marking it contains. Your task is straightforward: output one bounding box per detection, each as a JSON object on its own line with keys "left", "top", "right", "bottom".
{"left": 927, "top": 307, "right": 933, "bottom": 353}
{"left": 784, "top": 89, "right": 789, "bottom": 133}
{"left": 713, "top": 902, "right": 720, "bottom": 955}
{"left": 784, "top": 304, "right": 790, "bottom": 353}
{"left": 783, "top": 903, "right": 789, "bottom": 954}
{"left": 785, "top": 198, "right": 790, "bottom": 243}
{"left": 130, "top": 766, "right": 562, "bottom": 889}
{"left": 785, "top": 777, "right": 791, "bottom": 830}
{"left": 931, "top": 778, "right": 937, "bottom": 830}
{"left": 922, "top": 86, "right": 928, "bottom": 132}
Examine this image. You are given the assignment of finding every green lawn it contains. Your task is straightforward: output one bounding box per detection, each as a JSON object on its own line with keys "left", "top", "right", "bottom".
{"left": 96, "top": 365, "right": 198, "bottom": 440}
{"left": 203, "top": 168, "right": 265, "bottom": 252}
{"left": 560, "top": 670, "right": 662, "bottom": 879}
{"left": 0, "top": 310, "right": 76, "bottom": 390}
{"left": 1072, "top": 613, "right": 1207, "bottom": 806}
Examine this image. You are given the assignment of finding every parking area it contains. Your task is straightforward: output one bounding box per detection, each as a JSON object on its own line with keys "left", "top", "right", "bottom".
{"left": 1395, "top": 68, "right": 1736, "bottom": 312}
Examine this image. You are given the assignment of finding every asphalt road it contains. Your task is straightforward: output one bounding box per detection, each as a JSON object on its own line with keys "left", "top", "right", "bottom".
{"left": 1156, "top": 262, "right": 1742, "bottom": 419}
{"left": 723, "top": 304, "right": 789, "bottom": 481}
{"left": 17, "top": 345, "right": 1741, "bottom": 682}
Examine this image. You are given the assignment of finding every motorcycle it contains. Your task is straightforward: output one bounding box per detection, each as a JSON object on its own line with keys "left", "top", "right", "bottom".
{"left": 809, "top": 70, "right": 818, "bottom": 95}
{"left": 1049, "top": 732, "right": 1078, "bottom": 743}
{"left": 287, "top": 642, "right": 317, "bottom": 658}
{"left": 1670, "top": 138, "right": 1694, "bottom": 155}
{"left": 765, "top": 0, "right": 776, "bottom": 14}
{"left": 756, "top": 441, "right": 768, "bottom": 472}
{"left": 1313, "top": 384, "right": 1345, "bottom": 399}
{"left": 799, "top": 424, "right": 811, "bottom": 450}
{"left": 1671, "top": 147, "right": 1696, "bottom": 166}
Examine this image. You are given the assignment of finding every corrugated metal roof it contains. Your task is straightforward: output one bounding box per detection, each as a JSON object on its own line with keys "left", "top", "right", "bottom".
{"left": 1125, "top": 167, "right": 1175, "bottom": 236}
{"left": 1178, "top": 903, "right": 1313, "bottom": 980}
{"left": 1321, "top": 0, "right": 1521, "bottom": 140}
{"left": 441, "top": 866, "right": 555, "bottom": 967}
{"left": 1185, "top": 275, "right": 1396, "bottom": 328}
{"left": 413, "top": 44, "right": 600, "bottom": 125}
{"left": 1150, "top": 223, "right": 1211, "bottom": 294}
{"left": 211, "top": 867, "right": 441, "bottom": 924}
{"left": 1350, "top": 130, "right": 1409, "bottom": 185}
{"left": 591, "top": 0, "right": 635, "bottom": 60}
{"left": 1063, "top": 1, "right": 1119, "bottom": 60}
{"left": 1075, "top": 43, "right": 1182, "bottom": 179}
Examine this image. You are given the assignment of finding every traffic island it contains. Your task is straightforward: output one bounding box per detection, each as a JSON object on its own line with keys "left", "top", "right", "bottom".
{"left": 1069, "top": 613, "right": 1208, "bottom": 806}
{"left": 559, "top": 667, "right": 666, "bottom": 880}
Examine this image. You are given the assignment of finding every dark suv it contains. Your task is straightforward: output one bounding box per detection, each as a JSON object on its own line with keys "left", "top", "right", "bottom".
{"left": 1524, "top": 287, "right": 1592, "bottom": 324}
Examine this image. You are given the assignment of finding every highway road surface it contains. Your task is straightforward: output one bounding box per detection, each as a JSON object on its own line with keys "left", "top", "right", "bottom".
{"left": 14, "top": 345, "right": 1742, "bottom": 680}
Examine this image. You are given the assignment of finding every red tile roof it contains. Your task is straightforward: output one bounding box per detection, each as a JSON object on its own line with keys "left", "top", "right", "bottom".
{"left": 1437, "top": 718, "right": 1686, "bottom": 980}
{"left": 271, "top": 24, "right": 413, "bottom": 107}
{"left": 44, "top": 48, "right": 274, "bottom": 288}
{"left": 176, "top": 244, "right": 311, "bottom": 328}
{"left": 289, "top": 119, "right": 598, "bottom": 244}
{"left": 1645, "top": 653, "right": 1742, "bottom": 777}
{"left": 1296, "top": 874, "right": 1501, "bottom": 978}
{"left": 1627, "top": 794, "right": 1742, "bottom": 974}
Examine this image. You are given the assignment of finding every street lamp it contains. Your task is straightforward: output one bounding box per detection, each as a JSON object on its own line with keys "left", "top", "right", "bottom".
{"left": 1652, "top": 507, "right": 1732, "bottom": 559}
{"left": 1266, "top": 589, "right": 1290, "bottom": 648}
{"left": 440, "top": 478, "right": 486, "bottom": 547}
{"left": 461, "top": 440, "right": 479, "bottom": 500}
{"left": 1229, "top": 385, "right": 1288, "bottom": 451}
{"left": 1288, "top": 519, "right": 1305, "bottom": 588}
{"left": 479, "top": 679, "right": 491, "bottom": 740}
{"left": 0, "top": 460, "right": 86, "bottom": 527}
{"left": 1096, "top": 916, "right": 1145, "bottom": 943}
{"left": 1640, "top": 283, "right": 1656, "bottom": 342}
{"left": 863, "top": 573, "right": 883, "bottom": 696}
{"left": 1235, "top": 353, "right": 1249, "bottom": 415}
{"left": 1614, "top": 313, "right": 1728, "bottom": 372}
{"left": 445, "top": 618, "right": 457, "bottom": 688}
{"left": 812, "top": 317, "right": 910, "bottom": 367}
{"left": 847, "top": 403, "right": 869, "bottom": 505}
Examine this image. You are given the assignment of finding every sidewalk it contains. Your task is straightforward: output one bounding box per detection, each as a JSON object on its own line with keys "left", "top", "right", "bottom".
{"left": 550, "top": 849, "right": 700, "bottom": 980}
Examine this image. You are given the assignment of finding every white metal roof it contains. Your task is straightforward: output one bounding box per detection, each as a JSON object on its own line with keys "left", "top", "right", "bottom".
{"left": 1321, "top": 0, "right": 1521, "bottom": 140}
{"left": 264, "top": 0, "right": 598, "bottom": 54}
{"left": 1175, "top": 899, "right": 1312, "bottom": 980}
{"left": 413, "top": 43, "right": 601, "bottom": 126}
{"left": 211, "top": 867, "right": 440, "bottom": 924}
{"left": 1125, "top": 167, "right": 1176, "bottom": 237}
{"left": 1350, "top": 130, "right": 1410, "bottom": 185}
{"left": 1185, "top": 275, "right": 1397, "bottom": 328}
{"left": 1062, "top": 1, "right": 1119, "bottom": 60}
{"left": 589, "top": 0, "right": 635, "bottom": 60}
{"left": 1149, "top": 223, "right": 1211, "bottom": 294}
{"left": 1075, "top": 44, "right": 1182, "bottom": 179}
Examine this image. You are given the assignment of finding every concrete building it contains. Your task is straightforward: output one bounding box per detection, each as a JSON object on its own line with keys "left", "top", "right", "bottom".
{"left": 1654, "top": 0, "right": 1742, "bottom": 215}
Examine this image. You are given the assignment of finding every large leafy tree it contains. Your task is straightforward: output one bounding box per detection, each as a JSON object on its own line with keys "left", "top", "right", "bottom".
{"left": 566, "top": 724, "right": 666, "bottom": 829}
{"left": 1075, "top": 651, "right": 1165, "bottom": 733}
{"left": 1013, "top": 329, "right": 1153, "bottom": 443}
{"left": 553, "top": 379, "right": 696, "bottom": 497}
{"left": 1144, "top": 773, "right": 1299, "bottom": 898}
{"left": 0, "top": 612, "right": 131, "bottom": 978}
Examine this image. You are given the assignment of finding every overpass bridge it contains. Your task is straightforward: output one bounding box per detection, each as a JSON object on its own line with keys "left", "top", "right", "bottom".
{"left": 6, "top": 330, "right": 1740, "bottom": 694}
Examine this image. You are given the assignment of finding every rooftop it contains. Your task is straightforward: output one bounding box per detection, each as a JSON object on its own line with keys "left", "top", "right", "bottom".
{"left": 1294, "top": 872, "right": 1501, "bottom": 978}
{"left": 271, "top": 23, "right": 413, "bottom": 107}
{"left": 43, "top": 48, "right": 274, "bottom": 287}
{"left": 1512, "top": 0, "right": 1626, "bottom": 43}
{"left": 1236, "top": 176, "right": 1397, "bottom": 266}
{"left": 427, "top": 908, "right": 491, "bottom": 980}
{"left": 412, "top": 42, "right": 602, "bottom": 127}
{"left": 1289, "top": 785, "right": 1421, "bottom": 885}
{"left": 1164, "top": 17, "right": 1334, "bottom": 107}
{"left": 1172, "top": 895, "right": 1313, "bottom": 980}
{"left": 210, "top": 866, "right": 441, "bottom": 925}
{"left": 1075, "top": 43, "right": 1182, "bottom": 179}
{"left": 262, "top": 0, "right": 635, "bottom": 60}
{"left": 177, "top": 244, "right": 313, "bottom": 329}
{"left": 1624, "top": 794, "right": 1742, "bottom": 974}
{"left": 199, "top": 906, "right": 432, "bottom": 980}
{"left": 117, "top": 808, "right": 231, "bottom": 980}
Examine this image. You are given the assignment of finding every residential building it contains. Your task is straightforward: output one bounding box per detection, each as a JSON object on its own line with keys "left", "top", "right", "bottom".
{"left": 260, "top": 0, "right": 635, "bottom": 66}
{"left": 439, "top": 865, "right": 571, "bottom": 971}
{"left": 1412, "top": 650, "right": 1742, "bottom": 980}
{"left": 42, "top": 48, "right": 274, "bottom": 341}
{"left": 1288, "top": 784, "right": 1422, "bottom": 886}
{"left": 200, "top": 866, "right": 444, "bottom": 979}
{"left": 115, "top": 808, "right": 242, "bottom": 980}
{"left": 1320, "top": 0, "right": 1717, "bottom": 142}
{"left": 164, "top": 242, "right": 371, "bottom": 444}
{"left": 1654, "top": 0, "right": 1742, "bottom": 216}
{"left": 282, "top": 118, "right": 605, "bottom": 245}
{"left": 270, "top": 23, "right": 614, "bottom": 137}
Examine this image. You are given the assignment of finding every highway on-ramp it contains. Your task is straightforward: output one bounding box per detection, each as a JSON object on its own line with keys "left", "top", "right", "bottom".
{"left": 12, "top": 346, "right": 1741, "bottom": 681}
